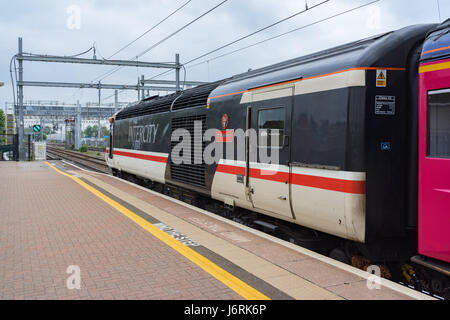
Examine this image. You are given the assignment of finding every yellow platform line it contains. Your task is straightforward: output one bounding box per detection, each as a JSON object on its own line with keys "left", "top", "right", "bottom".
{"left": 45, "top": 162, "right": 269, "bottom": 300}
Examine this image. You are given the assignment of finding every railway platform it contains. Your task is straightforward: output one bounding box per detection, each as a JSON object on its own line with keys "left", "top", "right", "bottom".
{"left": 0, "top": 161, "right": 434, "bottom": 300}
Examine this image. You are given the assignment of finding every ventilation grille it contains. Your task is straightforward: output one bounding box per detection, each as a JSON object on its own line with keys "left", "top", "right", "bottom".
{"left": 171, "top": 83, "right": 218, "bottom": 111}
{"left": 170, "top": 114, "right": 207, "bottom": 188}
{"left": 116, "top": 80, "right": 224, "bottom": 120}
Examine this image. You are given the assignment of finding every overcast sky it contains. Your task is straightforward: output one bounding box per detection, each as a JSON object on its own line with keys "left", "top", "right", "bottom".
{"left": 0, "top": 0, "right": 449, "bottom": 111}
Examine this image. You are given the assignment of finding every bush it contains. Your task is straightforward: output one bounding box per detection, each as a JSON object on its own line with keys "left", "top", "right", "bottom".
{"left": 79, "top": 145, "right": 88, "bottom": 153}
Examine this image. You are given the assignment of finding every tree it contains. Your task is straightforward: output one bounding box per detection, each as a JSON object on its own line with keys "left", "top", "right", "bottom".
{"left": 83, "top": 125, "right": 91, "bottom": 137}
{"left": 83, "top": 125, "right": 97, "bottom": 138}
{"left": 43, "top": 126, "right": 52, "bottom": 135}
{"left": 0, "top": 109, "right": 5, "bottom": 134}
{"left": 91, "top": 125, "right": 99, "bottom": 138}
{"left": 101, "top": 126, "right": 109, "bottom": 137}
{"left": 83, "top": 125, "right": 109, "bottom": 138}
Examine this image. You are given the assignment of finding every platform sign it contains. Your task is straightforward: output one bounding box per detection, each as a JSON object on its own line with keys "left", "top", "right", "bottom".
{"left": 33, "top": 124, "right": 41, "bottom": 132}
{"left": 33, "top": 142, "right": 46, "bottom": 160}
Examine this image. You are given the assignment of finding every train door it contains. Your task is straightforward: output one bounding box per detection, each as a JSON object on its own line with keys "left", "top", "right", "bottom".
{"left": 247, "top": 87, "right": 294, "bottom": 219}
{"left": 419, "top": 84, "right": 450, "bottom": 262}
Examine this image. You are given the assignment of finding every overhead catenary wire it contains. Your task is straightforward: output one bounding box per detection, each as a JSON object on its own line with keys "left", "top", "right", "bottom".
{"left": 183, "top": 0, "right": 330, "bottom": 67}
{"left": 437, "top": 0, "right": 441, "bottom": 22}
{"left": 9, "top": 55, "right": 17, "bottom": 107}
{"left": 102, "top": 0, "right": 329, "bottom": 102}
{"left": 107, "top": 0, "right": 194, "bottom": 60}
{"left": 137, "top": 0, "right": 380, "bottom": 95}
{"left": 63, "top": 0, "right": 196, "bottom": 104}
{"left": 88, "top": 0, "right": 197, "bottom": 84}
{"left": 10, "top": 44, "right": 96, "bottom": 107}
{"left": 93, "top": 0, "right": 229, "bottom": 84}
{"left": 66, "top": 0, "right": 228, "bottom": 105}
{"left": 187, "top": 0, "right": 381, "bottom": 69}
{"left": 22, "top": 45, "right": 96, "bottom": 58}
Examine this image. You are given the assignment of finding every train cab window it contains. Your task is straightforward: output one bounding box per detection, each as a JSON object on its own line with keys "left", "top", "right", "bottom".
{"left": 428, "top": 89, "right": 450, "bottom": 159}
{"left": 258, "top": 107, "right": 284, "bottom": 148}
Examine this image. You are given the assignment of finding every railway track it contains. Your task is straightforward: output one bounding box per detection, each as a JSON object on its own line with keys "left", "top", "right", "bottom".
{"left": 46, "top": 146, "right": 111, "bottom": 174}
{"left": 49, "top": 142, "right": 107, "bottom": 153}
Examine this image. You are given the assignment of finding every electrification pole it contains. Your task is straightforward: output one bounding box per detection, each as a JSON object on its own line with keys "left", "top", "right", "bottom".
{"left": 40, "top": 117, "right": 43, "bottom": 141}
{"left": 18, "top": 38, "right": 24, "bottom": 160}
{"left": 75, "top": 100, "right": 81, "bottom": 150}
{"left": 175, "top": 53, "right": 180, "bottom": 92}
{"left": 114, "top": 90, "right": 118, "bottom": 114}
{"left": 97, "top": 83, "right": 101, "bottom": 147}
{"left": 141, "top": 75, "right": 145, "bottom": 99}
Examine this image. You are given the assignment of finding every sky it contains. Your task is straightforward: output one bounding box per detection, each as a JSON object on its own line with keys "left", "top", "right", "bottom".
{"left": 0, "top": 0, "right": 449, "bottom": 112}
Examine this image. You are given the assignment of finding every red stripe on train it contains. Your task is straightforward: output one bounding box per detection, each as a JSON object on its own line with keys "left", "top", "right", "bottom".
{"left": 112, "top": 150, "right": 168, "bottom": 163}
{"left": 216, "top": 164, "right": 365, "bottom": 194}
{"left": 291, "top": 173, "right": 365, "bottom": 194}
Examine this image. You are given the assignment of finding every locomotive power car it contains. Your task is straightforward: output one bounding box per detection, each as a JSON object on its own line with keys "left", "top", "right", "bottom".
{"left": 106, "top": 20, "right": 450, "bottom": 298}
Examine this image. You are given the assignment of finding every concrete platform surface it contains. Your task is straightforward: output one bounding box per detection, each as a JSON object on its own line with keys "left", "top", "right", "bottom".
{"left": 0, "top": 161, "right": 433, "bottom": 300}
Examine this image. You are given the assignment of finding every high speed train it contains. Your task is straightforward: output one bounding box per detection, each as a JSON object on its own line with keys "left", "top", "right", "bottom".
{"left": 106, "top": 20, "right": 450, "bottom": 298}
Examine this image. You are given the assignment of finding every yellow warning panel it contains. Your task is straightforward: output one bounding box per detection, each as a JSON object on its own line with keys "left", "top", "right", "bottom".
{"left": 376, "top": 69, "right": 387, "bottom": 87}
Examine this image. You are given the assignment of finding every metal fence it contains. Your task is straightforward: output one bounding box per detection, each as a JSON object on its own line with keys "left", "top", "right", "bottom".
{"left": 0, "top": 134, "right": 19, "bottom": 161}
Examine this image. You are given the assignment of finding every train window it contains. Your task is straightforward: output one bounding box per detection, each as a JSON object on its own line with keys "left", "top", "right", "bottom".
{"left": 428, "top": 89, "right": 450, "bottom": 159}
{"left": 258, "top": 107, "right": 284, "bottom": 148}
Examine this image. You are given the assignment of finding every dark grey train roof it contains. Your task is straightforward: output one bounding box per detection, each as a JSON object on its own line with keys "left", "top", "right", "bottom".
{"left": 116, "top": 23, "right": 436, "bottom": 120}
{"left": 116, "top": 80, "right": 227, "bottom": 120}
{"left": 426, "top": 18, "right": 450, "bottom": 36}
{"left": 421, "top": 18, "right": 450, "bottom": 62}
{"left": 224, "top": 31, "right": 393, "bottom": 83}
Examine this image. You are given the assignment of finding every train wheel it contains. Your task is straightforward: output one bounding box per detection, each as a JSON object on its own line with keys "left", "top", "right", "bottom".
{"left": 431, "top": 274, "right": 446, "bottom": 297}
{"left": 329, "top": 247, "right": 351, "bottom": 265}
{"left": 112, "top": 169, "right": 121, "bottom": 178}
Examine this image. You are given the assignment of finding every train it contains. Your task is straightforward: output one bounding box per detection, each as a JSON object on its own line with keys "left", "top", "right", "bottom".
{"left": 106, "top": 20, "right": 450, "bottom": 298}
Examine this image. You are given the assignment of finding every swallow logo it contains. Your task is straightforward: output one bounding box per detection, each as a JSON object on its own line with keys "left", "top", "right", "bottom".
{"left": 221, "top": 114, "right": 229, "bottom": 130}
